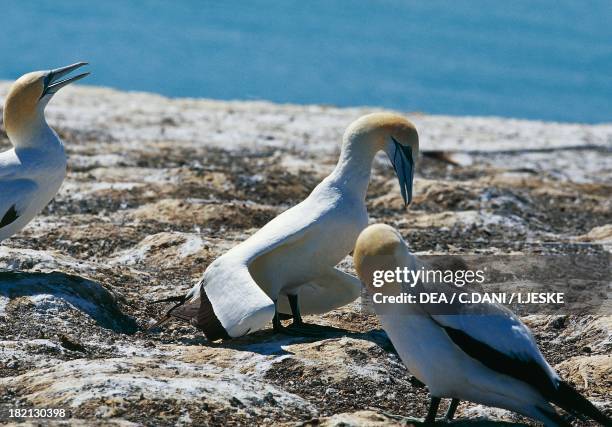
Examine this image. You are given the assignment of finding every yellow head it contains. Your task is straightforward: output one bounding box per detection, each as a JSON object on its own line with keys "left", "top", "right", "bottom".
{"left": 344, "top": 113, "right": 419, "bottom": 205}
{"left": 3, "top": 62, "right": 89, "bottom": 146}
{"left": 4, "top": 72, "right": 46, "bottom": 138}
{"left": 354, "top": 223, "right": 406, "bottom": 292}
{"left": 344, "top": 112, "right": 419, "bottom": 156}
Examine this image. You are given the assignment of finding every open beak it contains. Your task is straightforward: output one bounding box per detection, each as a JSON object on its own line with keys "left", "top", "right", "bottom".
{"left": 388, "top": 137, "right": 415, "bottom": 206}
{"left": 42, "top": 62, "right": 90, "bottom": 97}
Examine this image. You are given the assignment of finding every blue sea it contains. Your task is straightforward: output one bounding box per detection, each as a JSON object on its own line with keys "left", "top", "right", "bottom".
{"left": 1, "top": 1, "right": 611, "bottom": 123}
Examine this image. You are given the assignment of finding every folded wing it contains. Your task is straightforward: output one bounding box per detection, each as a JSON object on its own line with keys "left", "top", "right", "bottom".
{"left": 0, "top": 179, "right": 38, "bottom": 239}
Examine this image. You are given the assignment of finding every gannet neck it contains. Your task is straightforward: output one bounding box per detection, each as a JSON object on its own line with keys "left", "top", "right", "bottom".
{"left": 328, "top": 135, "right": 379, "bottom": 199}
{"left": 326, "top": 112, "right": 419, "bottom": 202}
{"left": 5, "top": 107, "right": 60, "bottom": 151}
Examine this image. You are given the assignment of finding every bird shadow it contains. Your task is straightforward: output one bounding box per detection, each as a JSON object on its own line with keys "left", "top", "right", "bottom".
{"left": 0, "top": 270, "right": 138, "bottom": 334}
{"left": 360, "top": 412, "right": 530, "bottom": 426}
{"left": 209, "top": 323, "right": 394, "bottom": 356}
{"left": 380, "top": 418, "right": 529, "bottom": 426}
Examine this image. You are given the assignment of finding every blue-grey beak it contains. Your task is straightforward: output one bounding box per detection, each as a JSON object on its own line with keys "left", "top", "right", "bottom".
{"left": 391, "top": 137, "right": 415, "bottom": 206}
{"left": 42, "top": 62, "right": 89, "bottom": 98}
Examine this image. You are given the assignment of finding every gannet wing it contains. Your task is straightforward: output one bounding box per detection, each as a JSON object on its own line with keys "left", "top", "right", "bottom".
{"left": 0, "top": 150, "right": 22, "bottom": 180}
{"left": 168, "top": 256, "right": 283, "bottom": 340}
{"left": 428, "top": 307, "right": 612, "bottom": 424}
{"left": 0, "top": 179, "right": 38, "bottom": 231}
{"left": 241, "top": 195, "right": 334, "bottom": 261}
{"left": 170, "top": 198, "right": 337, "bottom": 339}
{"left": 176, "top": 223, "right": 320, "bottom": 339}
{"left": 408, "top": 256, "right": 553, "bottom": 375}
{"left": 433, "top": 310, "right": 549, "bottom": 360}
{"left": 432, "top": 303, "right": 544, "bottom": 362}
{"left": 426, "top": 304, "right": 559, "bottom": 396}
{"left": 277, "top": 267, "right": 361, "bottom": 315}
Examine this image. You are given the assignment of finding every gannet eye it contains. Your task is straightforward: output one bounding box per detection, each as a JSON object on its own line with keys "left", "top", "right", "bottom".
{"left": 43, "top": 73, "right": 53, "bottom": 89}
{"left": 40, "top": 73, "right": 53, "bottom": 99}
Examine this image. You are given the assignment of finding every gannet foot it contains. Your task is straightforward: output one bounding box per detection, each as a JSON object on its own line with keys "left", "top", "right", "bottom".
{"left": 273, "top": 303, "right": 309, "bottom": 336}
{"left": 273, "top": 296, "right": 338, "bottom": 337}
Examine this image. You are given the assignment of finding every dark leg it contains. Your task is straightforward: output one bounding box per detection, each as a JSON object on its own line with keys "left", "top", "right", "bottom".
{"left": 377, "top": 395, "right": 445, "bottom": 425}
{"left": 273, "top": 295, "right": 334, "bottom": 337}
{"left": 272, "top": 301, "right": 284, "bottom": 333}
{"left": 288, "top": 294, "right": 303, "bottom": 325}
{"left": 272, "top": 298, "right": 313, "bottom": 336}
{"left": 445, "top": 398, "right": 460, "bottom": 420}
{"left": 287, "top": 294, "right": 338, "bottom": 335}
{"left": 425, "top": 396, "right": 441, "bottom": 424}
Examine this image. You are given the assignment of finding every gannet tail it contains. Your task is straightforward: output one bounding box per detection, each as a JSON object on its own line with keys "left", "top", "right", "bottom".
{"left": 151, "top": 294, "right": 187, "bottom": 304}
{"left": 172, "top": 265, "right": 276, "bottom": 341}
{"left": 548, "top": 380, "right": 612, "bottom": 426}
{"left": 147, "top": 294, "right": 188, "bottom": 331}
{"left": 190, "top": 284, "right": 231, "bottom": 341}
{"left": 158, "top": 283, "right": 243, "bottom": 341}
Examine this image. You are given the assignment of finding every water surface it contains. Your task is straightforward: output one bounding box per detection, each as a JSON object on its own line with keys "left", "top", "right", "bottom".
{"left": 1, "top": 1, "right": 611, "bottom": 123}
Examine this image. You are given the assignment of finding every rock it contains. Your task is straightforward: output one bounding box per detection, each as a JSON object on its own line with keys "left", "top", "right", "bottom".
{"left": 0, "top": 83, "right": 610, "bottom": 425}
{"left": 576, "top": 224, "right": 612, "bottom": 243}
{"left": 60, "top": 335, "right": 88, "bottom": 353}
{"left": 315, "top": 410, "right": 398, "bottom": 426}
{"left": 555, "top": 355, "right": 612, "bottom": 394}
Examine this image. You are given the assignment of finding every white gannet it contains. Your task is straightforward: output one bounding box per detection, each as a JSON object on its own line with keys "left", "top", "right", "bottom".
{"left": 156, "top": 113, "right": 419, "bottom": 340}
{"left": 354, "top": 224, "right": 611, "bottom": 426}
{"left": 0, "top": 63, "right": 89, "bottom": 242}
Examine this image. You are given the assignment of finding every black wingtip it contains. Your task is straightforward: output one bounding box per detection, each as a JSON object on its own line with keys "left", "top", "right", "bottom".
{"left": 194, "top": 287, "right": 230, "bottom": 341}
{"left": 551, "top": 380, "right": 612, "bottom": 427}
{"left": 535, "top": 405, "right": 573, "bottom": 427}
{"left": 0, "top": 205, "right": 19, "bottom": 229}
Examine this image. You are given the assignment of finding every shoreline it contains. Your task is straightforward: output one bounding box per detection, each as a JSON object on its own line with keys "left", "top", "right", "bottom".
{"left": 2, "top": 82, "right": 612, "bottom": 151}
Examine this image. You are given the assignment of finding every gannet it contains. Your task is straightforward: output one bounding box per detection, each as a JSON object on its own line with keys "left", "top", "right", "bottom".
{"left": 0, "top": 63, "right": 89, "bottom": 242}
{"left": 354, "top": 224, "right": 612, "bottom": 426}
{"left": 156, "top": 113, "right": 419, "bottom": 340}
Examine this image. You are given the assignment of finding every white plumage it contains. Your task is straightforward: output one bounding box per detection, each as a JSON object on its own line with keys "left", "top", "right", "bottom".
{"left": 163, "top": 113, "right": 419, "bottom": 340}
{"left": 0, "top": 63, "right": 89, "bottom": 242}
{"left": 354, "top": 224, "right": 611, "bottom": 426}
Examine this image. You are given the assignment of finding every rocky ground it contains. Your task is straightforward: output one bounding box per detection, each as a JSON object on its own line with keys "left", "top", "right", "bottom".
{"left": 0, "top": 83, "right": 610, "bottom": 426}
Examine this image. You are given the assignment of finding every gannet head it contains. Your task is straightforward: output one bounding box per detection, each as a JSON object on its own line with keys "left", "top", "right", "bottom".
{"left": 344, "top": 112, "right": 419, "bottom": 205}
{"left": 354, "top": 223, "right": 407, "bottom": 291}
{"left": 3, "top": 62, "right": 89, "bottom": 145}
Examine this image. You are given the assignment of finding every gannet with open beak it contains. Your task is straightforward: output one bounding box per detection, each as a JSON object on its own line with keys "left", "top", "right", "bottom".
{"left": 0, "top": 63, "right": 89, "bottom": 242}
{"left": 158, "top": 113, "right": 419, "bottom": 340}
{"left": 354, "top": 224, "right": 611, "bottom": 426}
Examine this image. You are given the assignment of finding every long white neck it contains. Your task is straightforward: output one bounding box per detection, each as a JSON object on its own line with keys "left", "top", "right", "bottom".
{"left": 327, "top": 138, "right": 379, "bottom": 201}
{"left": 8, "top": 108, "right": 62, "bottom": 152}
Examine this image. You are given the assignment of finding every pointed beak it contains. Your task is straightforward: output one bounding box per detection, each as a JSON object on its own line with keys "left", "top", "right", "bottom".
{"left": 42, "top": 62, "right": 90, "bottom": 97}
{"left": 388, "top": 137, "right": 415, "bottom": 206}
